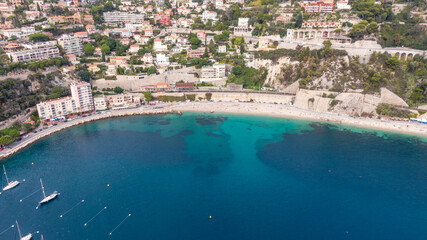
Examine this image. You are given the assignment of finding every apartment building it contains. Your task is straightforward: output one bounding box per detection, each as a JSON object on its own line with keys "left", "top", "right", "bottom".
{"left": 58, "top": 34, "right": 83, "bottom": 56}
{"left": 70, "top": 82, "right": 95, "bottom": 113}
{"left": 94, "top": 96, "right": 108, "bottom": 111}
{"left": 36, "top": 97, "right": 77, "bottom": 120}
{"left": 103, "top": 11, "right": 145, "bottom": 23}
{"left": 6, "top": 41, "right": 60, "bottom": 62}
{"left": 301, "top": 1, "right": 334, "bottom": 13}
{"left": 201, "top": 63, "right": 226, "bottom": 79}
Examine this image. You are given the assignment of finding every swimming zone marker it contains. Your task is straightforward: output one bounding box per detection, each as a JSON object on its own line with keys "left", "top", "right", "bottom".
{"left": 19, "top": 188, "right": 42, "bottom": 202}
{"left": 0, "top": 225, "right": 14, "bottom": 236}
{"left": 109, "top": 214, "right": 131, "bottom": 236}
{"left": 84, "top": 206, "right": 107, "bottom": 227}
{"left": 60, "top": 200, "right": 85, "bottom": 218}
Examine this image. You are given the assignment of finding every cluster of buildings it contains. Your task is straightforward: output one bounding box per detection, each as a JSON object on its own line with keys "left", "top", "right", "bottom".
{"left": 36, "top": 81, "right": 141, "bottom": 121}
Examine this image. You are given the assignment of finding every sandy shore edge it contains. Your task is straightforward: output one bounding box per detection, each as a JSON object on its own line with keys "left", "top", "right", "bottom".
{"left": 172, "top": 102, "right": 427, "bottom": 138}
{"left": 1, "top": 102, "right": 426, "bottom": 160}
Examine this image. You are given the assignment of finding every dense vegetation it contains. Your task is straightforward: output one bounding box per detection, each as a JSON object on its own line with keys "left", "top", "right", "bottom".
{"left": 0, "top": 73, "right": 66, "bottom": 121}
{"left": 376, "top": 103, "right": 411, "bottom": 118}
{"left": 0, "top": 57, "right": 70, "bottom": 75}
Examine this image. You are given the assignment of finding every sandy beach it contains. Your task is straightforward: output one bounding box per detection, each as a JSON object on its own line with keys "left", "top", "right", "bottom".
{"left": 172, "top": 102, "right": 427, "bottom": 137}
{"left": 1, "top": 101, "right": 426, "bottom": 160}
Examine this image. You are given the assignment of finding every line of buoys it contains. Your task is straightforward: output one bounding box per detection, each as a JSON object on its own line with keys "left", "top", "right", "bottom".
{"left": 0, "top": 225, "right": 14, "bottom": 236}
{"left": 60, "top": 200, "right": 85, "bottom": 218}
{"left": 19, "top": 188, "right": 42, "bottom": 202}
{"left": 109, "top": 214, "right": 131, "bottom": 236}
{"left": 84, "top": 206, "right": 107, "bottom": 227}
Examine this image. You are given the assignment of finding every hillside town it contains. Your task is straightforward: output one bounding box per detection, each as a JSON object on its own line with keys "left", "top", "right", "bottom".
{"left": 0, "top": 0, "right": 426, "bottom": 146}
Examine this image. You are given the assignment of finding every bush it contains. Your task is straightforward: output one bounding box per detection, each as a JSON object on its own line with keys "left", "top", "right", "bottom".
{"left": 376, "top": 103, "right": 411, "bottom": 118}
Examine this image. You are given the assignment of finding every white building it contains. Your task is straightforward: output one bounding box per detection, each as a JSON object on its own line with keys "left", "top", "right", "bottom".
{"left": 7, "top": 41, "right": 59, "bottom": 62}
{"left": 153, "top": 38, "right": 167, "bottom": 52}
{"left": 218, "top": 45, "right": 226, "bottom": 53}
{"left": 143, "top": 53, "right": 153, "bottom": 64}
{"left": 156, "top": 53, "right": 170, "bottom": 66}
{"left": 58, "top": 34, "right": 83, "bottom": 56}
{"left": 36, "top": 97, "right": 77, "bottom": 120}
{"left": 94, "top": 96, "right": 108, "bottom": 111}
{"left": 103, "top": 11, "right": 145, "bottom": 23}
{"left": 70, "top": 82, "right": 94, "bottom": 113}
{"left": 201, "top": 63, "right": 226, "bottom": 80}
{"left": 234, "top": 17, "right": 252, "bottom": 35}
{"left": 129, "top": 44, "right": 140, "bottom": 54}
{"left": 337, "top": 1, "right": 351, "bottom": 10}
{"left": 202, "top": 11, "right": 218, "bottom": 23}
{"left": 2, "top": 27, "right": 36, "bottom": 39}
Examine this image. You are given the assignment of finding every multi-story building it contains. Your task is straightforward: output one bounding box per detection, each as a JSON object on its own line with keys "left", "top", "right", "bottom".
{"left": 94, "top": 96, "right": 108, "bottom": 111}
{"left": 153, "top": 38, "right": 168, "bottom": 52}
{"left": 70, "top": 82, "right": 95, "bottom": 113}
{"left": 201, "top": 63, "right": 226, "bottom": 79}
{"left": 36, "top": 97, "right": 77, "bottom": 120}
{"left": 301, "top": 1, "right": 334, "bottom": 13}
{"left": 202, "top": 11, "right": 218, "bottom": 23}
{"left": 258, "top": 38, "right": 273, "bottom": 50}
{"left": 103, "top": 11, "right": 145, "bottom": 23}
{"left": 58, "top": 34, "right": 83, "bottom": 56}
{"left": 6, "top": 41, "right": 60, "bottom": 62}
{"left": 196, "top": 30, "right": 206, "bottom": 42}
{"left": 187, "top": 48, "right": 205, "bottom": 58}
{"left": 234, "top": 18, "right": 252, "bottom": 35}
{"left": 2, "top": 27, "right": 36, "bottom": 39}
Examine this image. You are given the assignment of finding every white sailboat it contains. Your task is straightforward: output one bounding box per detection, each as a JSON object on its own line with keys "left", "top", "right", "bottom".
{"left": 16, "top": 220, "right": 32, "bottom": 240}
{"left": 41, "top": 234, "right": 44, "bottom": 240}
{"left": 38, "top": 178, "right": 58, "bottom": 205}
{"left": 2, "top": 165, "right": 20, "bottom": 191}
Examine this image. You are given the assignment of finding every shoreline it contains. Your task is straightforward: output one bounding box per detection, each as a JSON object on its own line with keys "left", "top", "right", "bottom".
{"left": 172, "top": 102, "right": 427, "bottom": 138}
{"left": 0, "top": 107, "right": 174, "bottom": 161}
{"left": 1, "top": 102, "right": 426, "bottom": 161}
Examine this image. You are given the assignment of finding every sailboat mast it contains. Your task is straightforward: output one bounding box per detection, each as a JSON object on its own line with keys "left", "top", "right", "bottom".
{"left": 3, "top": 165, "right": 9, "bottom": 184}
{"left": 40, "top": 178, "right": 46, "bottom": 198}
{"left": 15, "top": 220, "right": 22, "bottom": 239}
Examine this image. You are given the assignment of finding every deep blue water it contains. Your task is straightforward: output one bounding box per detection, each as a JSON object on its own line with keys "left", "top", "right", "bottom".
{"left": 0, "top": 112, "right": 426, "bottom": 240}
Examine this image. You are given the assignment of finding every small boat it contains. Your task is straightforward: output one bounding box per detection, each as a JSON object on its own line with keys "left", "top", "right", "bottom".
{"left": 39, "top": 178, "right": 58, "bottom": 205}
{"left": 16, "top": 220, "right": 32, "bottom": 240}
{"left": 2, "top": 165, "right": 20, "bottom": 192}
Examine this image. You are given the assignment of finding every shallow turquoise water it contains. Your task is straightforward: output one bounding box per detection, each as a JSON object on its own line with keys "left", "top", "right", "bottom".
{"left": 0, "top": 112, "right": 426, "bottom": 239}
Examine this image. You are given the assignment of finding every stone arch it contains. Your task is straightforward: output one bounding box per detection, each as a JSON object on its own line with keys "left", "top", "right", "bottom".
{"left": 299, "top": 31, "right": 304, "bottom": 39}
{"left": 311, "top": 31, "right": 315, "bottom": 38}
{"left": 394, "top": 52, "right": 400, "bottom": 58}
{"left": 400, "top": 53, "right": 406, "bottom": 60}
{"left": 293, "top": 31, "right": 298, "bottom": 40}
{"left": 407, "top": 53, "right": 413, "bottom": 60}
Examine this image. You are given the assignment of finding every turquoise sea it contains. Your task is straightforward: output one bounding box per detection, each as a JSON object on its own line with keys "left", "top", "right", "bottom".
{"left": 0, "top": 112, "right": 426, "bottom": 239}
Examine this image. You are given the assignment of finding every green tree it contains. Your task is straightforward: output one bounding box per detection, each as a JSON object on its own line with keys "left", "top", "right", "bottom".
{"left": 295, "top": 13, "right": 303, "bottom": 28}
{"left": 366, "top": 22, "right": 379, "bottom": 34}
{"left": 29, "top": 33, "right": 50, "bottom": 42}
{"left": 84, "top": 43, "right": 95, "bottom": 55}
{"left": 78, "top": 71, "right": 91, "bottom": 82}
{"left": 23, "top": 123, "right": 33, "bottom": 132}
{"left": 143, "top": 91, "right": 152, "bottom": 102}
{"left": 101, "top": 44, "right": 110, "bottom": 54}
{"left": 8, "top": 129, "right": 20, "bottom": 138}
{"left": 0, "top": 135, "right": 14, "bottom": 146}
{"left": 113, "top": 87, "right": 124, "bottom": 94}
{"left": 147, "top": 66, "right": 157, "bottom": 75}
